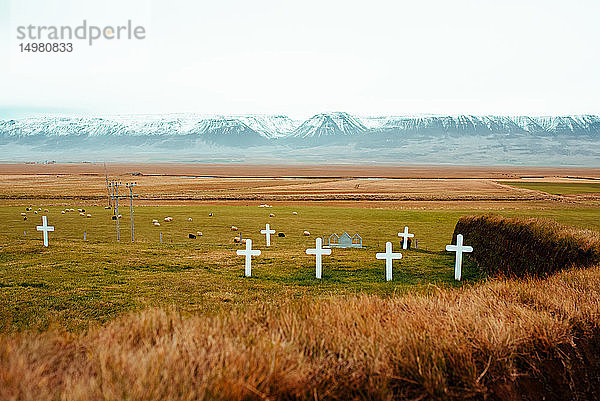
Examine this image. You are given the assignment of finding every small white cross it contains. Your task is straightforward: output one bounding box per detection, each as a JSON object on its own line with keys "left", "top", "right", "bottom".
{"left": 306, "top": 237, "right": 332, "bottom": 279}
{"left": 397, "top": 226, "right": 414, "bottom": 250}
{"left": 36, "top": 216, "right": 54, "bottom": 247}
{"left": 376, "top": 241, "right": 403, "bottom": 281}
{"left": 445, "top": 234, "right": 473, "bottom": 281}
{"left": 260, "top": 223, "right": 276, "bottom": 247}
{"left": 236, "top": 238, "right": 261, "bottom": 277}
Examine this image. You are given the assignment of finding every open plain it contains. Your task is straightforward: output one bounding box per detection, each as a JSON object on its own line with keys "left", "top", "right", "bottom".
{"left": 1, "top": 163, "right": 599, "bottom": 400}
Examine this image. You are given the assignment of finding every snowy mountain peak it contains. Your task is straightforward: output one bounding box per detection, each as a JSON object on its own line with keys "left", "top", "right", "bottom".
{"left": 291, "top": 112, "right": 367, "bottom": 138}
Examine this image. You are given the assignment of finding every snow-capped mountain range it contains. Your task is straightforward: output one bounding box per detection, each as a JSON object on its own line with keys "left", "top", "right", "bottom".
{"left": 1, "top": 112, "right": 599, "bottom": 165}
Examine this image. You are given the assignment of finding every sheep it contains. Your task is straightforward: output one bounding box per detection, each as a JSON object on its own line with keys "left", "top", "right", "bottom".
{"left": 79, "top": 212, "right": 85, "bottom": 216}
{"left": 20, "top": 212, "right": 26, "bottom": 216}
{"left": 303, "top": 231, "right": 310, "bottom": 236}
{"left": 233, "top": 236, "right": 241, "bottom": 243}
{"left": 34, "top": 210, "right": 38, "bottom": 214}
{"left": 259, "top": 204, "right": 272, "bottom": 208}
{"left": 292, "top": 211, "right": 298, "bottom": 215}
{"left": 26, "top": 207, "right": 32, "bottom": 211}
{"left": 104, "top": 206, "right": 111, "bottom": 209}
{"left": 188, "top": 233, "right": 196, "bottom": 239}
{"left": 23, "top": 217, "right": 27, "bottom": 221}
{"left": 188, "top": 217, "right": 193, "bottom": 221}
{"left": 61, "top": 210, "right": 66, "bottom": 214}
{"left": 209, "top": 213, "right": 213, "bottom": 217}
{"left": 196, "top": 231, "right": 203, "bottom": 236}
{"left": 231, "top": 226, "right": 238, "bottom": 231}
{"left": 269, "top": 213, "right": 275, "bottom": 217}
{"left": 278, "top": 232, "right": 286, "bottom": 237}
{"left": 86, "top": 214, "right": 92, "bottom": 218}
{"left": 118, "top": 214, "right": 122, "bottom": 219}
{"left": 78, "top": 209, "right": 83, "bottom": 212}
{"left": 153, "top": 222, "right": 161, "bottom": 227}
{"left": 152, "top": 219, "right": 158, "bottom": 223}
{"left": 164, "top": 217, "right": 173, "bottom": 222}
{"left": 44, "top": 209, "right": 49, "bottom": 213}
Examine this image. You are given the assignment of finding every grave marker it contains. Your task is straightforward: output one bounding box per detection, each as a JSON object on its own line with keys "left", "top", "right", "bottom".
{"left": 445, "top": 234, "right": 473, "bottom": 281}
{"left": 306, "top": 237, "right": 332, "bottom": 279}
{"left": 36, "top": 216, "right": 54, "bottom": 247}
{"left": 376, "top": 241, "right": 402, "bottom": 281}
{"left": 260, "top": 223, "right": 276, "bottom": 247}
{"left": 237, "top": 239, "right": 261, "bottom": 277}
{"left": 397, "top": 226, "right": 414, "bottom": 250}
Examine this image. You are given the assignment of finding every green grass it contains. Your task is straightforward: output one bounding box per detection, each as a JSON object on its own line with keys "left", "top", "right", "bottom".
{"left": 498, "top": 180, "right": 600, "bottom": 195}
{"left": 1, "top": 202, "right": 599, "bottom": 332}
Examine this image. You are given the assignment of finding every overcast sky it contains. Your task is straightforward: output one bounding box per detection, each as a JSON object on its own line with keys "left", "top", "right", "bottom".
{"left": 1, "top": 0, "right": 599, "bottom": 119}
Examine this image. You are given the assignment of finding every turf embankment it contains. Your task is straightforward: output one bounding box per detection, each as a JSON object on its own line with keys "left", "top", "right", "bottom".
{"left": 454, "top": 214, "right": 600, "bottom": 277}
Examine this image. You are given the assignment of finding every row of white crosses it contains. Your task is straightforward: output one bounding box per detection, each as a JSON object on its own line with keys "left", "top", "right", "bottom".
{"left": 244, "top": 224, "right": 473, "bottom": 281}
{"left": 31, "top": 217, "right": 473, "bottom": 281}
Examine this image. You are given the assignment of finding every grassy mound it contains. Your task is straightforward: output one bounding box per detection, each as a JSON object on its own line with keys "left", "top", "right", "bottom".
{"left": 453, "top": 214, "right": 600, "bottom": 277}
{"left": 1, "top": 265, "right": 600, "bottom": 400}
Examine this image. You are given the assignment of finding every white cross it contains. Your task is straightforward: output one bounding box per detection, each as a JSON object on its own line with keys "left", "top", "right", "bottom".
{"left": 260, "top": 223, "right": 276, "bottom": 247}
{"left": 376, "top": 241, "right": 403, "bottom": 281}
{"left": 306, "top": 237, "right": 332, "bottom": 279}
{"left": 236, "top": 238, "right": 261, "bottom": 277}
{"left": 36, "top": 216, "right": 54, "bottom": 247}
{"left": 445, "top": 234, "right": 473, "bottom": 281}
{"left": 397, "top": 226, "right": 414, "bottom": 250}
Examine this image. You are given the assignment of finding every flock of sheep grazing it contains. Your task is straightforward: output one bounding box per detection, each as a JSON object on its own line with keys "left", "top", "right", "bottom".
{"left": 21, "top": 207, "right": 92, "bottom": 221}
{"left": 19, "top": 205, "right": 305, "bottom": 242}
{"left": 150, "top": 210, "right": 305, "bottom": 243}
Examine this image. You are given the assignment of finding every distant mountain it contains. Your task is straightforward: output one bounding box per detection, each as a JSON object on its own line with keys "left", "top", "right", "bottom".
{"left": 291, "top": 112, "right": 367, "bottom": 139}
{"left": 0, "top": 113, "right": 599, "bottom": 165}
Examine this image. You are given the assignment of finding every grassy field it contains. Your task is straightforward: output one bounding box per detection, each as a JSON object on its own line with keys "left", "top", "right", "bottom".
{"left": 2, "top": 165, "right": 600, "bottom": 399}
{"left": 498, "top": 180, "right": 600, "bottom": 195}
{"left": 2, "top": 202, "right": 600, "bottom": 332}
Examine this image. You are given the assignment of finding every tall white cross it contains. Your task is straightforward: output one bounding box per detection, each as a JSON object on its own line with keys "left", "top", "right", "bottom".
{"left": 397, "top": 226, "right": 414, "bottom": 250}
{"left": 236, "top": 239, "right": 261, "bottom": 277}
{"left": 445, "top": 234, "right": 473, "bottom": 281}
{"left": 36, "top": 216, "right": 54, "bottom": 247}
{"left": 306, "top": 237, "right": 332, "bottom": 279}
{"left": 376, "top": 241, "right": 403, "bottom": 281}
{"left": 260, "top": 223, "right": 276, "bottom": 247}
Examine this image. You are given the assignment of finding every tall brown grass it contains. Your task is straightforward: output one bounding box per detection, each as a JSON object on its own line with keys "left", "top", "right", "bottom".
{"left": 454, "top": 214, "right": 600, "bottom": 277}
{"left": 1, "top": 264, "right": 600, "bottom": 400}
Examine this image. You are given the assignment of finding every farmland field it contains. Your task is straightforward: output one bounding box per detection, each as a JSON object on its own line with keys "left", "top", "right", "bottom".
{"left": 1, "top": 163, "right": 600, "bottom": 400}
{"left": 498, "top": 180, "right": 600, "bottom": 195}
{"left": 1, "top": 163, "right": 599, "bottom": 332}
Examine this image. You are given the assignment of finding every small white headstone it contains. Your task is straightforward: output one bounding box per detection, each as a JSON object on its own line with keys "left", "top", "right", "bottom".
{"left": 445, "top": 234, "right": 473, "bottom": 281}
{"left": 397, "top": 226, "right": 414, "bottom": 250}
{"left": 376, "top": 241, "right": 402, "bottom": 281}
{"left": 306, "top": 237, "right": 332, "bottom": 279}
{"left": 237, "top": 239, "right": 261, "bottom": 277}
{"left": 260, "top": 223, "right": 276, "bottom": 247}
{"left": 36, "top": 216, "right": 54, "bottom": 247}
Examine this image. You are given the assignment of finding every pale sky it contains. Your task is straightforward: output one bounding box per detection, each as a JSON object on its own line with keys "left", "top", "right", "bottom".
{"left": 1, "top": 0, "right": 599, "bottom": 119}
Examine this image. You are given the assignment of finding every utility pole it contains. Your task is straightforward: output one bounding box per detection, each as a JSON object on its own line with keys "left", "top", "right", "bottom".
{"left": 104, "top": 162, "right": 111, "bottom": 208}
{"left": 110, "top": 180, "right": 121, "bottom": 242}
{"left": 126, "top": 182, "right": 138, "bottom": 242}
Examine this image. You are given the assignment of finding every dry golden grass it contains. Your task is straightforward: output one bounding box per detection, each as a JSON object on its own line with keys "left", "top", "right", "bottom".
{"left": 1, "top": 264, "right": 599, "bottom": 400}
{"left": 2, "top": 162, "right": 599, "bottom": 202}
